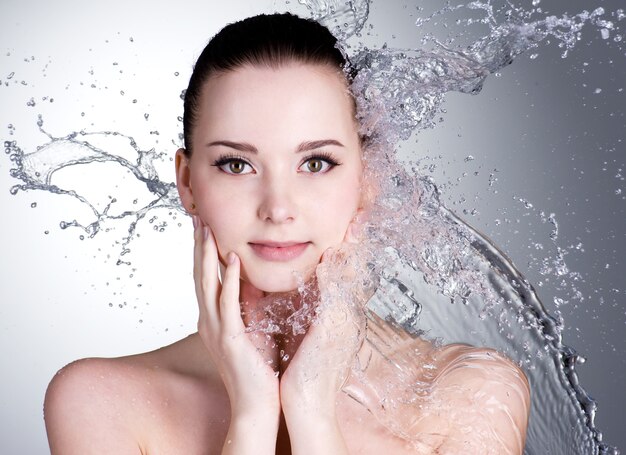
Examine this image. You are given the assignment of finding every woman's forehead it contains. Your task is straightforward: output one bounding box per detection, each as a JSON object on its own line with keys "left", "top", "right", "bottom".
{"left": 196, "top": 63, "right": 357, "bottom": 140}
{"left": 204, "top": 64, "right": 350, "bottom": 108}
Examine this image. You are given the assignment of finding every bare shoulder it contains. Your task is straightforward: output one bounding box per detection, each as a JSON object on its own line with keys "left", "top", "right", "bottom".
{"left": 44, "top": 334, "right": 229, "bottom": 455}
{"left": 420, "top": 343, "right": 531, "bottom": 454}
{"left": 435, "top": 343, "right": 530, "bottom": 387}
{"left": 434, "top": 344, "right": 530, "bottom": 411}
{"left": 44, "top": 356, "right": 143, "bottom": 454}
{"left": 345, "top": 319, "right": 530, "bottom": 454}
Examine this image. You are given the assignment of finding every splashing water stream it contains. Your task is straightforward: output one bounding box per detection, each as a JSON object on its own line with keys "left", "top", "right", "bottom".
{"left": 3, "top": 0, "right": 624, "bottom": 453}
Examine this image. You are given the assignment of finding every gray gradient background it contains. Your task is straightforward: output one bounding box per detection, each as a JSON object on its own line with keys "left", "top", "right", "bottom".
{"left": 1, "top": 0, "right": 624, "bottom": 453}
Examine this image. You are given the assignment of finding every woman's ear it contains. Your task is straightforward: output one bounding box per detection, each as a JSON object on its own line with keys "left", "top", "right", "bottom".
{"left": 175, "top": 148, "right": 196, "bottom": 214}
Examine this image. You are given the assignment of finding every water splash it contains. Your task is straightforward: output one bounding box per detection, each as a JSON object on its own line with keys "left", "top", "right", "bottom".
{"left": 306, "top": 1, "right": 621, "bottom": 453}
{"left": 297, "top": 0, "right": 370, "bottom": 41}
{"left": 5, "top": 124, "right": 182, "bottom": 263}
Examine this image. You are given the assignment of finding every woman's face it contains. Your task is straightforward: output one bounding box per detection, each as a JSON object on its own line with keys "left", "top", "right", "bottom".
{"left": 176, "top": 63, "right": 363, "bottom": 292}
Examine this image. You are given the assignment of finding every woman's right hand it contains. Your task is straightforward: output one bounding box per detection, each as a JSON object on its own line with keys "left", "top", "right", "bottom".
{"left": 192, "top": 216, "right": 280, "bottom": 451}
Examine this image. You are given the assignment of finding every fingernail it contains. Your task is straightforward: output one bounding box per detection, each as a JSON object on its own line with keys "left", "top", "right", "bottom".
{"left": 227, "top": 252, "right": 236, "bottom": 265}
{"left": 350, "top": 224, "right": 360, "bottom": 242}
{"left": 203, "top": 226, "right": 209, "bottom": 240}
{"left": 192, "top": 215, "right": 198, "bottom": 229}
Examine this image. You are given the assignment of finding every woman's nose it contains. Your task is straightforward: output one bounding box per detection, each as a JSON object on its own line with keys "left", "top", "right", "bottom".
{"left": 257, "top": 179, "right": 297, "bottom": 224}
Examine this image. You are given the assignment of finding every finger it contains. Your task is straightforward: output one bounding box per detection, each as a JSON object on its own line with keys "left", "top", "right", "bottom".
{"left": 219, "top": 251, "right": 244, "bottom": 334}
{"left": 321, "top": 246, "right": 352, "bottom": 281}
{"left": 193, "top": 216, "right": 205, "bottom": 308}
{"left": 321, "top": 246, "right": 339, "bottom": 264}
{"left": 342, "top": 221, "right": 356, "bottom": 244}
{"left": 196, "top": 221, "right": 220, "bottom": 326}
{"left": 321, "top": 247, "right": 331, "bottom": 263}
{"left": 203, "top": 224, "right": 221, "bottom": 318}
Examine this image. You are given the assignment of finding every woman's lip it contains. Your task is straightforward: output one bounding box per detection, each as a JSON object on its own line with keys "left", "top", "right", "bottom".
{"left": 249, "top": 242, "right": 310, "bottom": 262}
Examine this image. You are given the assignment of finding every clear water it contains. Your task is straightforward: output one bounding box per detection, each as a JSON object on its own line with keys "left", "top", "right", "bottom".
{"left": 3, "top": 0, "right": 624, "bottom": 453}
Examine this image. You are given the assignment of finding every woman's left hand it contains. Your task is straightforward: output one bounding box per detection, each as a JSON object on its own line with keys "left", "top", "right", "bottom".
{"left": 278, "top": 218, "right": 367, "bottom": 453}
{"left": 279, "top": 268, "right": 365, "bottom": 414}
{"left": 281, "top": 215, "right": 366, "bottom": 407}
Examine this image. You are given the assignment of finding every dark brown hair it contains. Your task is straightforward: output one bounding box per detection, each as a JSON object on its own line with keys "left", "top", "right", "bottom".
{"left": 182, "top": 12, "right": 356, "bottom": 156}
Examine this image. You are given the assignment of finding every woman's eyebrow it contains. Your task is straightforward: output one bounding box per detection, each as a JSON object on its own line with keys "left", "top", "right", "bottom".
{"left": 205, "top": 139, "right": 344, "bottom": 154}
{"left": 296, "top": 139, "right": 345, "bottom": 152}
{"left": 206, "top": 140, "right": 257, "bottom": 153}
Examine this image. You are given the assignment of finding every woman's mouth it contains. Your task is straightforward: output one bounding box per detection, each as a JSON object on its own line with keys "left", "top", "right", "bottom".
{"left": 249, "top": 241, "right": 311, "bottom": 262}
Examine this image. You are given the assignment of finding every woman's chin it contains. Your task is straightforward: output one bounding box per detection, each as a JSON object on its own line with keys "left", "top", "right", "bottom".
{"left": 242, "top": 267, "right": 316, "bottom": 294}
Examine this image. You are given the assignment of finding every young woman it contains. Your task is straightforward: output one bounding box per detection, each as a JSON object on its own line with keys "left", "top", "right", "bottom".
{"left": 44, "top": 13, "right": 530, "bottom": 454}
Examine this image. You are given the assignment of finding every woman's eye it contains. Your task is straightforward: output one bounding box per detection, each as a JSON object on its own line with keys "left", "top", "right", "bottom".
{"left": 214, "top": 159, "right": 253, "bottom": 175}
{"left": 300, "top": 157, "right": 334, "bottom": 173}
